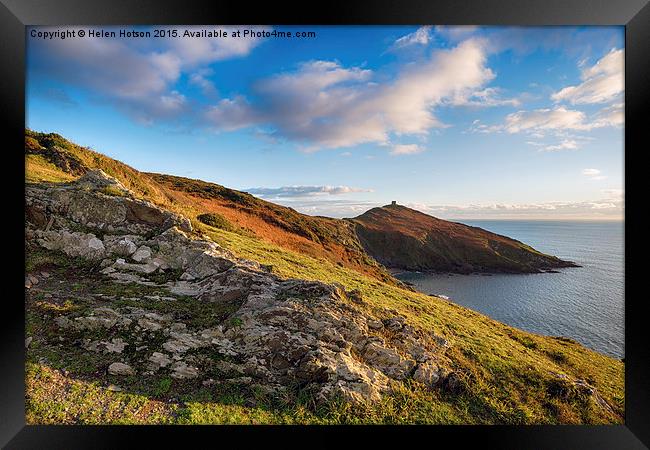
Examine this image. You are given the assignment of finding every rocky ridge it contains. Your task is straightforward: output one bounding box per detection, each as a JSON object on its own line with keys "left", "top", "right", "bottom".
{"left": 351, "top": 203, "right": 579, "bottom": 274}
{"left": 25, "top": 171, "right": 456, "bottom": 404}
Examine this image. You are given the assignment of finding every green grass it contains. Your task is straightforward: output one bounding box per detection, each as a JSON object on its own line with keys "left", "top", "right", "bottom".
{"left": 196, "top": 212, "right": 234, "bottom": 231}
{"left": 26, "top": 154, "right": 76, "bottom": 183}
{"left": 100, "top": 184, "right": 128, "bottom": 197}
{"left": 26, "top": 359, "right": 472, "bottom": 425}
{"left": 26, "top": 363, "right": 176, "bottom": 425}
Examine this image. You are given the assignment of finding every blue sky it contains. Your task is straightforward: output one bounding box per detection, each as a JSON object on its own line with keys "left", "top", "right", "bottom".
{"left": 26, "top": 26, "right": 624, "bottom": 220}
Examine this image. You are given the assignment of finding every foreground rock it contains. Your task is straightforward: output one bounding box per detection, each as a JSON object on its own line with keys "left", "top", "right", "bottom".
{"left": 26, "top": 171, "right": 455, "bottom": 404}
{"left": 26, "top": 170, "right": 191, "bottom": 242}
{"left": 108, "top": 362, "right": 135, "bottom": 376}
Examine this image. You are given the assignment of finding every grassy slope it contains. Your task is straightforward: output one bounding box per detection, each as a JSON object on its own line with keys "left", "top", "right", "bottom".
{"left": 24, "top": 130, "right": 624, "bottom": 424}
{"left": 204, "top": 226, "right": 624, "bottom": 424}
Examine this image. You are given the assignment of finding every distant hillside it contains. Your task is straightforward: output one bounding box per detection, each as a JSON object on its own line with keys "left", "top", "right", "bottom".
{"left": 351, "top": 203, "right": 579, "bottom": 274}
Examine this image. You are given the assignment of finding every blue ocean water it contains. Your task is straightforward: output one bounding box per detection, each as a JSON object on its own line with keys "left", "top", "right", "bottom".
{"left": 395, "top": 220, "right": 624, "bottom": 358}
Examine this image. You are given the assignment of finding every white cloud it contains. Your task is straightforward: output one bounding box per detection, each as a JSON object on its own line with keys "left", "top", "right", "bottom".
{"left": 434, "top": 26, "right": 479, "bottom": 42}
{"left": 592, "top": 102, "right": 624, "bottom": 127}
{"left": 390, "top": 26, "right": 433, "bottom": 50}
{"left": 601, "top": 188, "right": 623, "bottom": 199}
{"left": 205, "top": 96, "right": 260, "bottom": 131}
{"left": 589, "top": 202, "right": 617, "bottom": 209}
{"left": 474, "top": 102, "right": 622, "bottom": 137}
{"left": 247, "top": 185, "right": 373, "bottom": 199}
{"left": 541, "top": 139, "right": 579, "bottom": 152}
{"left": 468, "top": 49, "right": 624, "bottom": 140}
{"left": 30, "top": 26, "right": 267, "bottom": 123}
{"left": 467, "top": 120, "right": 496, "bottom": 134}
{"left": 266, "top": 199, "right": 381, "bottom": 218}
{"left": 582, "top": 168, "right": 607, "bottom": 180}
{"left": 503, "top": 107, "right": 595, "bottom": 133}
{"left": 390, "top": 144, "right": 425, "bottom": 155}
{"left": 405, "top": 198, "right": 623, "bottom": 220}
{"left": 189, "top": 69, "right": 218, "bottom": 96}
{"left": 552, "top": 49, "right": 624, "bottom": 104}
{"left": 264, "top": 196, "right": 623, "bottom": 220}
{"left": 31, "top": 36, "right": 184, "bottom": 120}
{"left": 448, "top": 87, "right": 521, "bottom": 107}
{"left": 206, "top": 39, "right": 497, "bottom": 150}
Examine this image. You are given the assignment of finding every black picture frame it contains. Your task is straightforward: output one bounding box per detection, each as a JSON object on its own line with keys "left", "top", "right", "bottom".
{"left": 2, "top": 0, "right": 648, "bottom": 448}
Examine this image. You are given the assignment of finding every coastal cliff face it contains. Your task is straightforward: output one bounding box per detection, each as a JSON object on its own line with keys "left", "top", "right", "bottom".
{"left": 351, "top": 204, "right": 579, "bottom": 274}
{"left": 24, "top": 130, "right": 622, "bottom": 424}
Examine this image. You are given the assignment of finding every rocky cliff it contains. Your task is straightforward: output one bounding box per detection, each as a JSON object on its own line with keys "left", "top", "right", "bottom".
{"left": 351, "top": 204, "right": 579, "bottom": 274}
{"left": 26, "top": 171, "right": 455, "bottom": 405}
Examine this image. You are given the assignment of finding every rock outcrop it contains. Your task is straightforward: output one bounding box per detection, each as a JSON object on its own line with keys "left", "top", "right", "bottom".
{"left": 26, "top": 170, "right": 192, "bottom": 242}
{"left": 25, "top": 171, "right": 454, "bottom": 404}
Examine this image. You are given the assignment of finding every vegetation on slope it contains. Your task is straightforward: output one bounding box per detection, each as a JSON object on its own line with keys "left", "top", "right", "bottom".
{"left": 25, "top": 228, "right": 623, "bottom": 424}
{"left": 24, "top": 130, "right": 624, "bottom": 424}
{"left": 25, "top": 130, "right": 169, "bottom": 203}
{"left": 203, "top": 226, "right": 624, "bottom": 424}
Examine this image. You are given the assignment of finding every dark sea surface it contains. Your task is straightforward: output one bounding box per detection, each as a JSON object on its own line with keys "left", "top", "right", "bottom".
{"left": 395, "top": 220, "right": 624, "bottom": 358}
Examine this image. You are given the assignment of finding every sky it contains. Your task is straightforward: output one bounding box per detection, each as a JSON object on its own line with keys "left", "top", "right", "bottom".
{"left": 26, "top": 25, "right": 624, "bottom": 220}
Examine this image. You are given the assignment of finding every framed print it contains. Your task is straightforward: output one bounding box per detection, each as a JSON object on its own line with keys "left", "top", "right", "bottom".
{"left": 1, "top": 0, "right": 649, "bottom": 448}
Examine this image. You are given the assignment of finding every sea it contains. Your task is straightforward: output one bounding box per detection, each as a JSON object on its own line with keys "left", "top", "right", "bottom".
{"left": 395, "top": 220, "right": 624, "bottom": 358}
